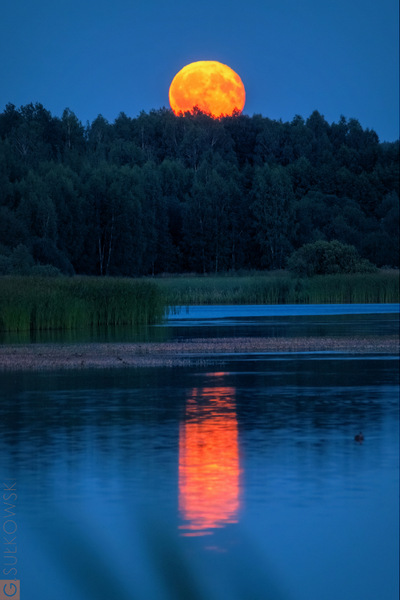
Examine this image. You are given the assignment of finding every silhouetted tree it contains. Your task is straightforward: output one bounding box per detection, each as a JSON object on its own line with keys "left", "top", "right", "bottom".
{"left": 0, "top": 103, "right": 398, "bottom": 274}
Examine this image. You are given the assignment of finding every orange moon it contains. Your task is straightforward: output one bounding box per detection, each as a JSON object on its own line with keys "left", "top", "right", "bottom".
{"left": 169, "top": 60, "right": 246, "bottom": 119}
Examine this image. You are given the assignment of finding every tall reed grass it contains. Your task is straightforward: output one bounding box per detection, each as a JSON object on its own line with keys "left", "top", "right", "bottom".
{"left": 0, "top": 276, "right": 165, "bottom": 332}
{"left": 158, "top": 270, "right": 399, "bottom": 307}
{"left": 1, "top": 271, "right": 397, "bottom": 332}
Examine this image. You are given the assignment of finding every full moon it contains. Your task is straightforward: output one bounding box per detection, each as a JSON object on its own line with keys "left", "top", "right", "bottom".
{"left": 169, "top": 60, "right": 246, "bottom": 119}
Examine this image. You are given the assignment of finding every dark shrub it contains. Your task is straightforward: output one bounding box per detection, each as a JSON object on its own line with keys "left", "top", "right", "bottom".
{"left": 287, "top": 240, "right": 377, "bottom": 276}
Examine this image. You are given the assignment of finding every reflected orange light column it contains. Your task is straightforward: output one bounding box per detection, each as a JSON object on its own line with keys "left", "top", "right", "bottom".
{"left": 179, "top": 385, "right": 241, "bottom": 536}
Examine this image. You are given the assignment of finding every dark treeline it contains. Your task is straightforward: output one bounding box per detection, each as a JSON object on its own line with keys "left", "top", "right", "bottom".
{"left": 0, "top": 102, "right": 398, "bottom": 276}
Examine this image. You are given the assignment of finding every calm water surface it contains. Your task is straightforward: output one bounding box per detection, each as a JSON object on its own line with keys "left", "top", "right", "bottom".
{"left": 1, "top": 303, "right": 398, "bottom": 344}
{"left": 0, "top": 307, "right": 399, "bottom": 600}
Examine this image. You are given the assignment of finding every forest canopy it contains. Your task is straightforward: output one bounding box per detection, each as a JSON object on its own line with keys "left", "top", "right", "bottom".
{"left": 0, "top": 103, "right": 398, "bottom": 276}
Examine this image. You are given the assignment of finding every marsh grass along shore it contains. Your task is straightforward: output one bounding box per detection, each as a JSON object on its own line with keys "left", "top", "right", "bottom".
{"left": 0, "top": 271, "right": 398, "bottom": 333}
{"left": 0, "top": 276, "right": 164, "bottom": 332}
{"left": 158, "top": 271, "right": 399, "bottom": 306}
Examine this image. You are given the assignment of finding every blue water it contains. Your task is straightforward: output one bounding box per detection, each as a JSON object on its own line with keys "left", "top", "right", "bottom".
{"left": 0, "top": 307, "right": 398, "bottom": 600}
{"left": 1, "top": 303, "right": 398, "bottom": 346}
{"left": 166, "top": 303, "right": 400, "bottom": 321}
{"left": 163, "top": 304, "right": 399, "bottom": 341}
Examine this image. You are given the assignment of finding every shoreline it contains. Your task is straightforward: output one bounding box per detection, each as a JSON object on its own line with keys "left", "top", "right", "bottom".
{"left": 0, "top": 336, "right": 398, "bottom": 371}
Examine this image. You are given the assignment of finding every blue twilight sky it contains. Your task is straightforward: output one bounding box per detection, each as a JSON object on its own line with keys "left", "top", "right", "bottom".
{"left": 1, "top": 0, "right": 398, "bottom": 141}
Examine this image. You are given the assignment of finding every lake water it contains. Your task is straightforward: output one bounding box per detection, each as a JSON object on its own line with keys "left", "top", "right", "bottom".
{"left": 0, "top": 305, "right": 399, "bottom": 600}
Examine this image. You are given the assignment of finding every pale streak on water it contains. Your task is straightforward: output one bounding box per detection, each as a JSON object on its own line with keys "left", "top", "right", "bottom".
{"left": 0, "top": 305, "right": 398, "bottom": 600}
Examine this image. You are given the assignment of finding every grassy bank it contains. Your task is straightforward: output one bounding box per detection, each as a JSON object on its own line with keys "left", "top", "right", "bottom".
{"left": 0, "top": 276, "right": 165, "bottom": 332}
{"left": 158, "top": 270, "right": 399, "bottom": 306}
{"left": 1, "top": 271, "right": 398, "bottom": 332}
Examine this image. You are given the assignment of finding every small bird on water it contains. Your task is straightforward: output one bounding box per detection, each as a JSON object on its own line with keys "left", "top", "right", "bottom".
{"left": 354, "top": 432, "right": 364, "bottom": 442}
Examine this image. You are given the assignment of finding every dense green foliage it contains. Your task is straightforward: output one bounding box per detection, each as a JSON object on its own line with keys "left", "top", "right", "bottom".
{"left": 0, "top": 276, "right": 164, "bottom": 331}
{"left": 159, "top": 271, "right": 399, "bottom": 306}
{"left": 0, "top": 103, "right": 398, "bottom": 276}
{"left": 286, "top": 240, "right": 377, "bottom": 276}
